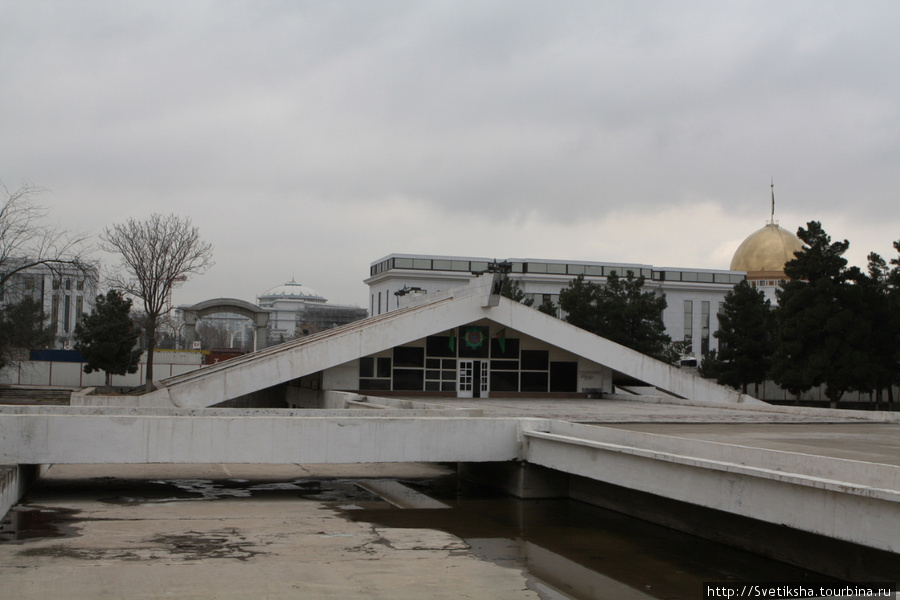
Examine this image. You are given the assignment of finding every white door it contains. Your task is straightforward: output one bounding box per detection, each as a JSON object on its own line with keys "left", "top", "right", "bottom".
{"left": 457, "top": 360, "right": 474, "bottom": 398}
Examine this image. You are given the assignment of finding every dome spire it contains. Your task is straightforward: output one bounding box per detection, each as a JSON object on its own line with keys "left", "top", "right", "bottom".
{"left": 769, "top": 179, "right": 776, "bottom": 225}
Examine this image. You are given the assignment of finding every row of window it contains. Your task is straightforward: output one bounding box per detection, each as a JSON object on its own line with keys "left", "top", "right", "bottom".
{"left": 751, "top": 279, "right": 786, "bottom": 287}
{"left": 358, "top": 332, "right": 578, "bottom": 393}
{"left": 51, "top": 279, "right": 86, "bottom": 291}
{"left": 50, "top": 294, "right": 84, "bottom": 334}
{"left": 683, "top": 300, "right": 725, "bottom": 355}
{"left": 370, "top": 256, "right": 744, "bottom": 285}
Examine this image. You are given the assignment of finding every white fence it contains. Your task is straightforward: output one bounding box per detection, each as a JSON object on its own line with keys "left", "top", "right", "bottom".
{"left": 0, "top": 350, "right": 204, "bottom": 388}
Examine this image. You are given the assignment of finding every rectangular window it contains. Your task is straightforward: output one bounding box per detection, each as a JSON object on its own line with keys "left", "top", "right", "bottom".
{"left": 359, "top": 355, "right": 392, "bottom": 390}
{"left": 376, "top": 357, "right": 392, "bottom": 378}
{"left": 51, "top": 295, "right": 60, "bottom": 333}
{"left": 701, "top": 301, "right": 710, "bottom": 355}
{"left": 377, "top": 292, "right": 382, "bottom": 315}
{"left": 521, "top": 371, "right": 548, "bottom": 393}
{"left": 75, "top": 296, "right": 84, "bottom": 326}
{"left": 426, "top": 335, "right": 456, "bottom": 358}
{"left": 584, "top": 265, "right": 604, "bottom": 276}
{"left": 683, "top": 300, "right": 693, "bottom": 346}
{"left": 490, "top": 337, "right": 519, "bottom": 359}
{"left": 546, "top": 263, "right": 566, "bottom": 274}
{"left": 392, "top": 368, "right": 424, "bottom": 391}
{"left": 490, "top": 370, "right": 519, "bottom": 392}
{"left": 394, "top": 346, "right": 425, "bottom": 368}
{"left": 490, "top": 360, "right": 519, "bottom": 371}
{"left": 521, "top": 350, "right": 549, "bottom": 371}
{"left": 550, "top": 361, "right": 578, "bottom": 393}
{"left": 360, "top": 357, "right": 375, "bottom": 378}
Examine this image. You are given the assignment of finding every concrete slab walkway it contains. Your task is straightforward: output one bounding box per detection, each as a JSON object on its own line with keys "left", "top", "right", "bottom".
{"left": 0, "top": 463, "right": 541, "bottom": 600}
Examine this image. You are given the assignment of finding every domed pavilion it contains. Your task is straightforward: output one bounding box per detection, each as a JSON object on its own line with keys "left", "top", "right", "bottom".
{"left": 257, "top": 279, "right": 367, "bottom": 342}
{"left": 729, "top": 185, "right": 803, "bottom": 303}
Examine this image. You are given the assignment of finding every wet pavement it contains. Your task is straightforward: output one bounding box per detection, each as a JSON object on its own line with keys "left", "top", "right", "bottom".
{"left": 0, "top": 463, "right": 839, "bottom": 600}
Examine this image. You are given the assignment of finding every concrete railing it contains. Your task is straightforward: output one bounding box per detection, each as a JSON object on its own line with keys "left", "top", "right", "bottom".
{"left": 520, "top": 421, "right": 900, "bottom": 554}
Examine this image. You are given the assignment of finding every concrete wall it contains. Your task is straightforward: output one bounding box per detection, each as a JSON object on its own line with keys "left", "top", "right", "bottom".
{"left": 0, "top": 465, "right": 41, "bottom": 524}
{"left": 0, "top": 412, "right": 527, "bottom": 465}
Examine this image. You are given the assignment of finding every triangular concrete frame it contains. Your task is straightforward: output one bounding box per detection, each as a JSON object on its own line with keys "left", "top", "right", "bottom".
{"left": 148, "top": 275, "right": 760, "bottom": 408}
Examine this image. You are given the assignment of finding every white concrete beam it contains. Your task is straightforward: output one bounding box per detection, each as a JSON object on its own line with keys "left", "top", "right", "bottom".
{"left": 0, "top": 413, "right": 527, "bottom": 465}
{"left": 521, "top": 422, "right": 900, "bottom": 554}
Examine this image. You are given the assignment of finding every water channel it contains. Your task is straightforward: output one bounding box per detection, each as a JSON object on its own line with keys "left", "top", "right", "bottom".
{"left": 0, "top": 464, "right": 845, "bottom": 600}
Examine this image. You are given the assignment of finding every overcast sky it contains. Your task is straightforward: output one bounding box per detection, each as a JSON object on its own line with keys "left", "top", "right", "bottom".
{"left": 2, "top": 1, "right": 898, "bottom": 308}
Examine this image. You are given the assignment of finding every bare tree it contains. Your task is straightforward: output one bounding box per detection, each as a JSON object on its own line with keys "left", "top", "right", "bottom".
{"left": 0, "top": 182, "right": 94, "bottom": 365}
{"left": 101, "top": 213, "right": 214, "bottom": 391}
{"left": 0, "top": 181, "right": 93, "bottom": 291}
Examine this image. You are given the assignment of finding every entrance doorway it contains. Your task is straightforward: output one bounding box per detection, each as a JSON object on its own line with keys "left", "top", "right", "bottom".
{"left": 457, "top": 360, "right": 489, "bottom": 398}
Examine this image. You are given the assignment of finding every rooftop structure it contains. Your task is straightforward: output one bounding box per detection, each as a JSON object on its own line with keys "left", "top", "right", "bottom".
{"left": 257, "top": 279, "right": 367, "bottom": 343}
{"left": 366, "top": 254, "right": 746, "bottom": 361}
{"left": 729, "top": 184, "right": 804, "bottom": 303}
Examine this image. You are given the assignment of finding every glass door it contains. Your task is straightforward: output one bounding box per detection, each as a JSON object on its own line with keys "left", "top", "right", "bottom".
{"left": 457, "top": 360, "right": 474, "bottom": 398}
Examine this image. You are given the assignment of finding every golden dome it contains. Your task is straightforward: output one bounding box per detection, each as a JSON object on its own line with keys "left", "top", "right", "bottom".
{"left": 730, "top": 223, "right": 803, "bottom": 275}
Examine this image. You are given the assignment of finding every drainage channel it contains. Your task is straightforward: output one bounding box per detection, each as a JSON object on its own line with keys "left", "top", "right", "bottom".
{"left": 1, "top": 468, "right": 840, "bottom": 600}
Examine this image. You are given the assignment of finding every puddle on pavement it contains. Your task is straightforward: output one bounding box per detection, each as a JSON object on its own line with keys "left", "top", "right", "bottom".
{"left": 0, "top": 506, "right": 82, "bottom": 542}
{"left": 1, "top": 473, "right": 837, "bottom": 600}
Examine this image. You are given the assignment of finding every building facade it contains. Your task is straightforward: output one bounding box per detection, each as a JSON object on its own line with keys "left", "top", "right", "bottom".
{"left": 366, "top": 254, "right": 747, "bottom": 361}
{"left": 257, "top": 279, "right": 367, "bottom": 343}
{"left": 0, "top": 261, "right": 98, "bottom": 349}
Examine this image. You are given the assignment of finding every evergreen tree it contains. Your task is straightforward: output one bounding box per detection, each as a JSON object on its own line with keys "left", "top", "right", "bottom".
{"left": 0, "top": 297, "right": 54, "bottom": 369}
{"left": 536, "top": 297, "right": 558, "bottom": 316}
{"left": 559, "top": 271, "right": 674, "bottom": 362}
{"left": 74, "top": 290, "right": 142, "bottom": 388}
{"left": 713, "top": 280, "right": 775, "bottom": 394}
{"left": 558, "top": 274, "right": 600, "bottom": 332}
{"left": 771, "top": 222, "right": 873, "bottom": 407}
{"left": 499, "top": 278, "right": 534, "bottom": 306}
{"left": 867, "top": 241, "right": 900, "bottom": 405}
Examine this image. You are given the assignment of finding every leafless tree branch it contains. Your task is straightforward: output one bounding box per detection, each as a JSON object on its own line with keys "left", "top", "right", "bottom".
{"left": 0, "top": 181, "right": 95, "bottom": 289}
{"left": 100, "top": 213, "right": 214, "bottom": 390}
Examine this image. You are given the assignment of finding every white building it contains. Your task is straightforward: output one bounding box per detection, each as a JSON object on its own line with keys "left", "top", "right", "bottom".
{"left": 365, "top": 254, "right": 747, "bottom": 360}
{"left": 152, "top": 273, "right": 752, "bottom": 405}
{"left": 257, "top": 280, "right": 367, "bottom": 343}
{"left": 1, "top": 261, "right": 98, "bottom": 349}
